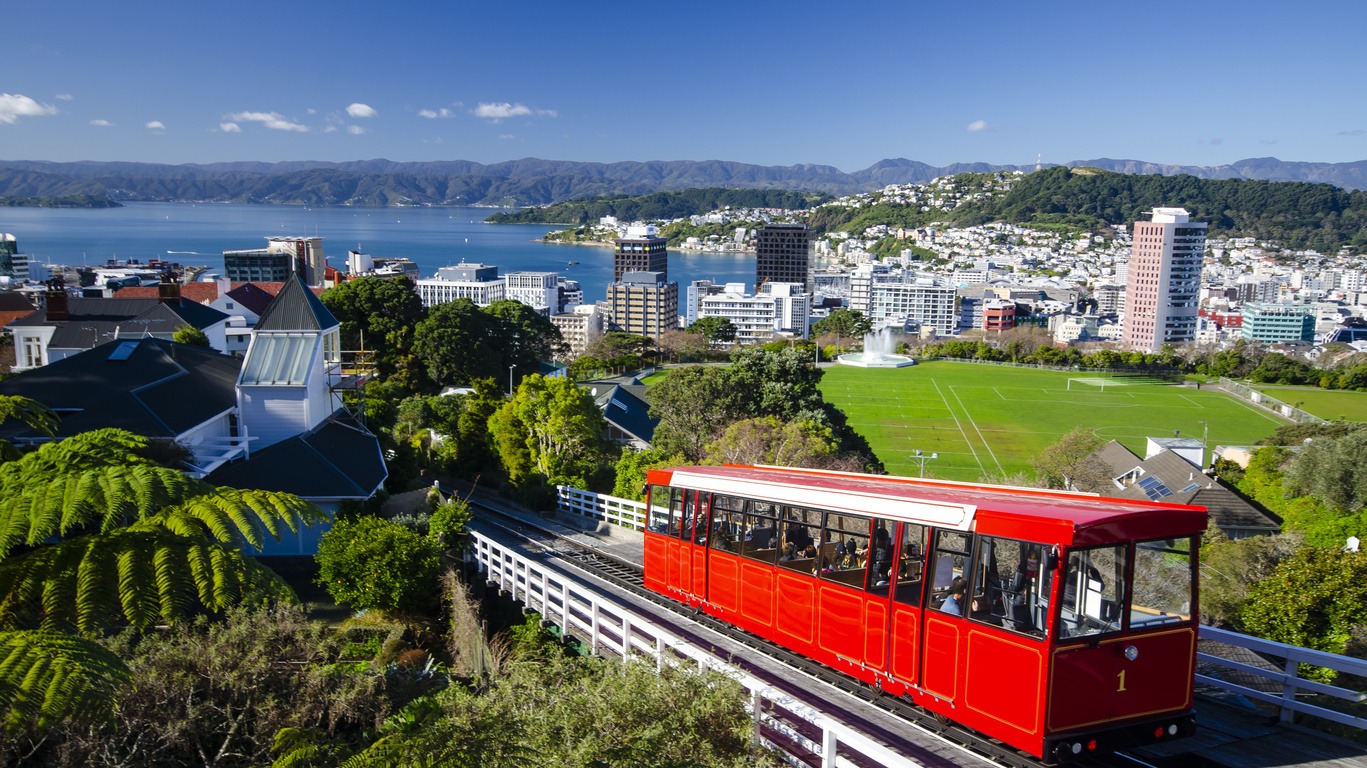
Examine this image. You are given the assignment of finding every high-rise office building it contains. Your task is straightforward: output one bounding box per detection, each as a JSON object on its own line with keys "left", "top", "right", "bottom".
{"left": 1121, "top": 208, "right": 1206, "bottom": 352}
{"left": 613, "top": 225, "right": 668, "bottom": 282}
{"left": 755, "top": 223, "right": 810, "bottom": 290}
{"left": 223, "top": 236, "right": 326, "bottom": 286}
{"left": 605, "top": 271, "right": 678, "bottom": 339}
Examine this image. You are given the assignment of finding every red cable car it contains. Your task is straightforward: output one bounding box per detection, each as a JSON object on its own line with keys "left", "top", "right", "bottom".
{"left": 642, "top": 465, "right": 1206, "bottom": 763}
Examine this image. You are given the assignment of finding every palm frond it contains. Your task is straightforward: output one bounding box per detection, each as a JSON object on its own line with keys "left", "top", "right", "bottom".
{"left": 0, "top": 529, "right": 297, "bottom": 635}
{"left": 0, "top": 629, "right": 132, "bottom": 735}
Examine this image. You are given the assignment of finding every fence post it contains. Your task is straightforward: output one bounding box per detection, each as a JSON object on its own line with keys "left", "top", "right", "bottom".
{"left": 751, "top": 689, "right": 763, "bottom": 748}
{"left": 823, "top": 728, "right": 838, "bottom": 768}
{"left": 1281, "top": 655, "right": 1299, "bottom": 724}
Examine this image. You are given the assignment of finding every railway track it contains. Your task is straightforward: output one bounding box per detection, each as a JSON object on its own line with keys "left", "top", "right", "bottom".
{"left": 461, "top": 496, "right": 1180, "bottom": 768}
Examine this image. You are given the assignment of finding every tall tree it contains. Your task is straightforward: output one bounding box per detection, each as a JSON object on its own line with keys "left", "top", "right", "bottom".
{"left": 1032, "top": 426, "right": 1111, "bottom": 490}
{"left": 488, "top": 375, "right": 606, "bottom": 488}
{"left": 811, "top": 308, "right": 872, "bottom": 341}
{"left": 647, "top": 366, "right": 744, "bottom": 462}
{"left": 686, "top": 316, "right": 737, "bottom": 344}
{"left": 321, "top": 276, "right": 426, "bottom": 379}
{"left": 412, "top": 299, "right": 505, "bottom": 387}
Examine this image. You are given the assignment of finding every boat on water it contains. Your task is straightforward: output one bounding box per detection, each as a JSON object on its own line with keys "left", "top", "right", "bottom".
{"left": 567, "top": 261, "right": 579, "bottom": 266}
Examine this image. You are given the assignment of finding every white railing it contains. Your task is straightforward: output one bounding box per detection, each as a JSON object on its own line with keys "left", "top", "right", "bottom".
{"left": 466, "top": 529, "right": 913, "bottom": 768}
{"left": 1198, "top": 625, "right": 1367, "bottom": 731}
{"left": 556, "top": 486, "right": 647, "bottom": 531}
{"left": 1215, "top": 378, "right": 1325, "bottom": 425}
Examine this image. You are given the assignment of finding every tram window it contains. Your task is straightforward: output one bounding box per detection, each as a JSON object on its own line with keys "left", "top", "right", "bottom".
{"left": 892, "top": 523, "right": 927, "bottom": 607}
{"left": 866, "top": 518, "right": 896, "bottom": 596}
{"left": 670, "top": 489, "right": 689, "bottom": 540}
{"left": 777, "top": 506, "right": 822, "bottom": 573}
{"left": 817, "top": 511, "right": 870, "bottom": 588}
{"left": 1130, "top": 537, "right": 1195, "bottom": 630}
{"left": 689, "top": 492, "right": 711, "bottom": 545}
{"left": 1058, "top": 545, "right": 1127, "bottom": 639}
{"left": 646, "top": 485, "right": 672, "bottom": 534}
{"left": 709, "top": 494, "right": 746, "bottom": 554}
{"left": 968, "top": 537, "right": 1048, "bottom": 639}
{"left": 929, "top": 530, "right": 972, "bottom": 614}
{"left": 741, "top": 501, "right": 780, "bottom": 564}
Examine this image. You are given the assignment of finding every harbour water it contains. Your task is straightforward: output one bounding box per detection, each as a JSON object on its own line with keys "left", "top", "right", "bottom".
{"left": 1, "top": 202, "right": 758, "bottom": 301}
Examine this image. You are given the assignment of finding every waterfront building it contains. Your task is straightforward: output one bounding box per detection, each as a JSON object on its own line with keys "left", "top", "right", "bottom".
{"left": 505, "top": 271, "right": 560, "bottom": 314}
{"left": 614, "top": 225, "right": 668, "bottom": 282}
{"left": 557, "top": 278, "right": 584, "bottom": 313}
{"left": 755, "top": 223, "right": 810, "bottom": 291}
{"left": 223, "top": 236, "right": 326, "bottom": 286}
{"left": 344, "top": 250, "right": 420, "bottom": 280}
{"left": 1240, "top": 303, "right": 1315, "bottom": 344}
{"left": 1121, "top": 208, "right": 1206, "bottom": 352}
{"left": 414, "top": 262, "right": 506, "bottom": 308}
{"left": 605, "top": 271, "right": 678, "bottom": 339}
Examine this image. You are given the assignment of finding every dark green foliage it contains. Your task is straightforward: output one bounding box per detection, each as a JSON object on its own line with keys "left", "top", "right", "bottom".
{"left": 1200, "top": 531, "right": 1301, "bottom": 627}
{"left": 412, "top": 298, "right": 561, "bottom": 388}
{"left": 687, "top": 315, "right": 737, "bottom": 343}
{"left": 321, "top": 277, "right": 426, "bottom": 383}
{"left": 611, "top": 448, "right": 684, "bottom": 501}
{"left": 950, "top": 165, "right": 1367, "bottom": 252}
{"left": 315, "top": 517, "right": 442, "bottom": 613}
{"left": 811, "top": 308, "right": 872, "bottom": 340}
{"left": 428, "top": 499, "right": 471, "bottom": 548}
{"left": 486, "top": 188, "right": 830, "bottom": 225}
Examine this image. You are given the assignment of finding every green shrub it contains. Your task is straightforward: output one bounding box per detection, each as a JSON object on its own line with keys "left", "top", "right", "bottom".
{"left": 316, "top": 517, "right": 442, "bottom": 613}
{"left": 428, "top": 499, "right": 471, "bottom": 548}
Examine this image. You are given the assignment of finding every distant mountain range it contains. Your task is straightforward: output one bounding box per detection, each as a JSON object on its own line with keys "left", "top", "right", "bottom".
{"left": 2, "top": 156, "right": 1366, "bottom": 207}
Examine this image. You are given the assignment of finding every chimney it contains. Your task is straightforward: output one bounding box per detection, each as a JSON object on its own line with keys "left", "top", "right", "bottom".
{"left": 45, "top": 287, "right": 69, "bottom": 321}
{"left": 158, "top": 274, "right": 181, "bottom": 305}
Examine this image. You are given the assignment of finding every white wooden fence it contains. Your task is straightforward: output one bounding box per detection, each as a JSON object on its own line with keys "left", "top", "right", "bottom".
{"left": 556, "top": 486, "right": 647, "bottom": 531}
{"left": 466, "top": 528, "right": 917, "bottom": 768}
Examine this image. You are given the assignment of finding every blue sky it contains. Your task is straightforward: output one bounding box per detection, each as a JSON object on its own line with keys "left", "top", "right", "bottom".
{"left": 3, "top": 0, "right": 1365, "bottom": 170}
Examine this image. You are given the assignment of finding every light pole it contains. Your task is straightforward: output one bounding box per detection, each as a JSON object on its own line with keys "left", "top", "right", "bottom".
{"left": 909, "top": 449, "right": 938, "bottom": 478}
{"left": 508, "top": 363, "right": 517, "bottom": 396}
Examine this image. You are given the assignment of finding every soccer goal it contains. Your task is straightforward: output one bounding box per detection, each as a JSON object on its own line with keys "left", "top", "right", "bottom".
{"left": 1066, "top": 377, "right": 1111, "bottom": 392}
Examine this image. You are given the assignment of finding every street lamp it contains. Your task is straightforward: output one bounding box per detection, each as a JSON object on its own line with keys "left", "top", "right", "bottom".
{"left": 508, "top": 363, "right": 517, "bottom": 396}
{"left": 909, "top": 449, "right": 938, "bottom": 478}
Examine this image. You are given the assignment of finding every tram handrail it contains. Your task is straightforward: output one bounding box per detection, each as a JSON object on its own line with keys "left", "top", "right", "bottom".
{"left": 1196, "top": 624, "right": 1367, "bottom": 731}
{"left": 466, "top": 528, "right": 913, "bottom": 768}
{"left": 557, "top": 486, "right": 646, "bottom": 531}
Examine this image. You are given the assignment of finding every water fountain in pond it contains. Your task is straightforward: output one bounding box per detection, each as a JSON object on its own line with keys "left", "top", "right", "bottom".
{"left": 837, "top": 326, "right": 916, "bottom": 368}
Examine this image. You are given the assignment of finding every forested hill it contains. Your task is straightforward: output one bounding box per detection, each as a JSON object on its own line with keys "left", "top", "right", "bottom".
{"left": 485, "top": 188, "right": 831, "bottom": 225}
{"left": 948, "top": 166, "right": 1367, "bottom": 252}
{"left": 2, "top": 156, "right": 1367, "bottom": 207}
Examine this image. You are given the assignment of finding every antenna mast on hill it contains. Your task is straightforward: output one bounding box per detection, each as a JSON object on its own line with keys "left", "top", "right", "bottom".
{"left": 1036, "top": 153, "right": 1042, "bottom": 172}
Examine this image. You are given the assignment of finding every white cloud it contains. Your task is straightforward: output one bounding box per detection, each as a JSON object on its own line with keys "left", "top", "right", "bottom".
{"left": 145, "top": 120, "right": 166, "bottom": 130}
{"left": 228, "top": 111, "right": 309, "bottom": 132}
{"left": 347, "top": 125, "right": 366, "bottom": 135}
{"left": 419, "top": 107, "right": 455, "bottom": 119}
{"left": 219, "top": 122, "right": 241, "bottom": 133}
{"left": 474, "top": 102, "right": 555, "bottom": 121}
{"left": 90, "top": 118, "right": 112, "bottom": 127}
{"left": 347, "top": 102, "right": 377, "bottom": 118}
{"left": 0, "top": 93, "right": 58, "bottom": 124}
{"left": 966, "top": 119, "right": 989, "bottom": 132}
{"left": 499, "top": 133, "right": 515, "bottom": 140}
{"left": 307, "top": 108, "right": 317, "bottom": 115}
{"left": 55, "top": 93, "right": 73, "bottom": 101}
{"left": 323, "top": 125, "right": 338, "bottom": 133}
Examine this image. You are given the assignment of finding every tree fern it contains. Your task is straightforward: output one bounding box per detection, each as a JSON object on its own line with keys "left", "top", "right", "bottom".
{"left": 0, "top": 630, "right": 132, "bottom": 735}
{"left": 0, "top": 529, "right": 296, "bottom": 635}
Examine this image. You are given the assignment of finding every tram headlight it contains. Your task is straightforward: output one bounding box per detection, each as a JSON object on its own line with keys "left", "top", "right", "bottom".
{"left": 1124, "top": 644, "right": 1139, "bottom": 661}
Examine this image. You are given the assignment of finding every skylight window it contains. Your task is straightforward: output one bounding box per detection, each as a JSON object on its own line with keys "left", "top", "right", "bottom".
{"left": 240, "top": 333, "right": 313, "bottom": 385}
{"left": 107, "top": 341, "right": 139, "bottom": 361}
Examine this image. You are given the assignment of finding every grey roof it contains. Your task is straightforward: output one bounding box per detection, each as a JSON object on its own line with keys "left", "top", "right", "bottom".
{"left": 585, "top": 379, "right": 657, "bottom": 444}
{"left": 255, "top": 274, "right": 338, "bottom": 332}
{"left": 0, "top": 338, "right": 240, "bottom": 439}
{"left": 6, "top": 297, "right": 230, "bottom": 350}
{"left": 1086, "top": 440, "right": 1280, "bottom": 534}
{"left": 206, "top": 411, "right": 386, "bottom": 499}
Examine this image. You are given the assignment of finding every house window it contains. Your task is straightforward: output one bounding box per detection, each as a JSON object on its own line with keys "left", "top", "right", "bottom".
{"left": 22, "top": 337, "right": 42, "bottom": 368}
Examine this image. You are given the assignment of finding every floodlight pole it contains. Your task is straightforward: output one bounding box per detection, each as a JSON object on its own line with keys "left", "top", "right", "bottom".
{"left": 910, "top": 449, "right": 938, "bottom": 478}
{"left": 508, "top": 364, "right": 517, "bottom": 397}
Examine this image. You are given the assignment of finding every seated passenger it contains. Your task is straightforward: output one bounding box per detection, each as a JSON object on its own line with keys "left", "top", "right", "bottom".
{"left": 778, "top": 542, "right": 797, "bottom": 562}
{"left": 941, "top": 577, "right": 969, "bottom": 616}
{"left": 784, "top": 521, "right": 814, "bottom": 552}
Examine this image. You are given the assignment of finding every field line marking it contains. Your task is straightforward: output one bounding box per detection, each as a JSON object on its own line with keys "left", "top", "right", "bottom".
{"left": 950, "top": 384, "right": 1004, "bottom": 475}
{"left": 930, "top": 378, "right": 985, "bottom": 474}
{"left": 1177, "top": 394, "right": 1207, "bottom": 408}
{"left": 994, "top": 387, "right": 1007, "bottom": 400}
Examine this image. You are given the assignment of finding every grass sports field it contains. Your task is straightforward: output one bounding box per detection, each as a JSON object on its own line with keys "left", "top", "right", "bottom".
{"left": 1248, "top": 384, "right": 1367, "bottom": 422}
{"left": 818, "top": 361, "right": 1287, "bottom": 482}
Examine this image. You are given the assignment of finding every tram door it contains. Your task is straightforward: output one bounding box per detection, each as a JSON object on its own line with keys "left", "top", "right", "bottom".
{"left": 666, "top": 489, "right": 692, "bottom": 597}
{"left": 887, "top": 522, "right": 928, "bottom": 686}
{"left": 690, "top": 493, "right": 710, "bottom": 603}
{"left": 919, "top": 530, "right": 974, "bottom": 701}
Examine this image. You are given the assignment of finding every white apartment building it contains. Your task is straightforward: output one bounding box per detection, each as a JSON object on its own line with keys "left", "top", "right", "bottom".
{"left": 549, "top": 303, "right": 604, "bottom": 360}
{"left": 697, "top": 282, "right": 810, "bottom": 345}
{"left": 505, "top": 271, "right": 559, "bottom": 314}
{"left": 415, "top": 263, "right": 506, "bottom": 308}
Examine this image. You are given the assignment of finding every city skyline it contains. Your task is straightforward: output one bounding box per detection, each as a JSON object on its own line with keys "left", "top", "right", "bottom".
{"left": 3, "top": 1, "right": 1367, "bottom": 170}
